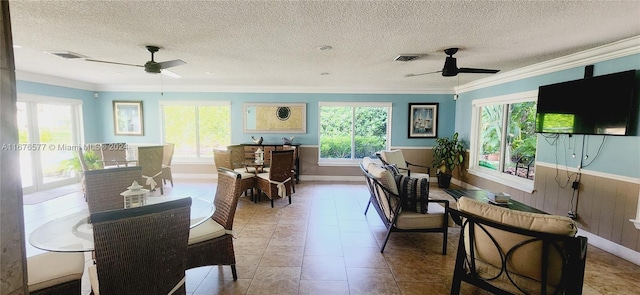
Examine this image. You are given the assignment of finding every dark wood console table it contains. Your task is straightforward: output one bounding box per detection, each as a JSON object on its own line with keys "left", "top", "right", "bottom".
{"left": 228, "top": 143, "right": 300, "bottom": 183}
{"left": 444, "top": 188, "right": 546, "bottom": 214}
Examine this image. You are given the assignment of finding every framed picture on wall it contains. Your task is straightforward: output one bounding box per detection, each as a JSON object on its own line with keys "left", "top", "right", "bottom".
{"left": 408, "top": 103, "right": 438, "bottom": 138}
{"left": 113, "top": 101, "right": 144, "bottom": 136}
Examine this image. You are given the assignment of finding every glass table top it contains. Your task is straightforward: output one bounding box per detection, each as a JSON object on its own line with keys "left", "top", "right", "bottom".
{"left": 28, "top": 196, "right": 214, "bottom": 252}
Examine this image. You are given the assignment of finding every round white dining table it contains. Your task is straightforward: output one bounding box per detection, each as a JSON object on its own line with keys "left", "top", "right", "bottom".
{"left": 28, "top": 196, "right": 214, "bottom": 252}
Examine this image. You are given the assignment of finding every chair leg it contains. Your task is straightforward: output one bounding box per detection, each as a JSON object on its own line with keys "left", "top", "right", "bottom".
{"left": 270, "top": 199, "right": 274, "bottom": 208}
{"left": 364, "top": 200, "right": 372, "bottom": 214}
{"left": 288, "top": 194, "right": 292, "bottom": 204}
{"left": 231, "top": 264, "right": 238, "bottom": 281}
{"left": 380, "top": 227, "right": 393, "bottom": 253}
{"left": 442, "top": 227, "right": 448, "bottom": 255}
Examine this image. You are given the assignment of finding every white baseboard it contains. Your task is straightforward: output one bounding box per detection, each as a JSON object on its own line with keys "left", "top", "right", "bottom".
{"left": 577, "top": 229, "right": 640, "bottom": 266}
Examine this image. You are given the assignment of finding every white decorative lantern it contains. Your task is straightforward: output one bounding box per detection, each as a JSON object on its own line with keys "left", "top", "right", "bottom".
{"left": 120, "top": 181, "right": 149, "bottom": 208}
{"left": 255, "top": 148, "right": 264, "bottom": 164}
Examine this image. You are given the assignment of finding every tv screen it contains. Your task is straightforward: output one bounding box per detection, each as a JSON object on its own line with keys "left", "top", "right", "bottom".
{"left": 535, "top": 70, "right": 638, "bottom": 135}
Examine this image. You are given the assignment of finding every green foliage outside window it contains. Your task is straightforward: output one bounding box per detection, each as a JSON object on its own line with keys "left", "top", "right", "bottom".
{"left": 320, "top": 106, "right": 388, "bottom": 159}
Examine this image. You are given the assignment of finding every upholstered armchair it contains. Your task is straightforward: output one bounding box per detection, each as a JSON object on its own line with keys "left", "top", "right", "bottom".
{"left": 378, "top": 150, "right": 430, "bottom": 178}
{"left": 449, "top": 197, "right": 588, "bottom": 295}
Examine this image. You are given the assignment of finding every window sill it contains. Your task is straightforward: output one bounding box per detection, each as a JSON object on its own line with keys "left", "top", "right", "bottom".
{"left": 467, "top": 167, "right": 535, "bottom": 193}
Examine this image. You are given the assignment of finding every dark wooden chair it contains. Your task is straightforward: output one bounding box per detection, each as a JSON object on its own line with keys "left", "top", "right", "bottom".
{"left": 186, "top": 168, "right": 242, "bottom": 280}
{"left": 360, "top": 157, "right": 449, "bottom": 254}
{"left": 449, "top": 197, "right": 588, "bottom": 295}
{"left": 88, "top": 197, "right": 192, "bottom": 295}
{"left": 83, "top": 166, "right": 143, "bottom": 215}
{"left": 255, "top": 150, "right": 294, "bottom": 208}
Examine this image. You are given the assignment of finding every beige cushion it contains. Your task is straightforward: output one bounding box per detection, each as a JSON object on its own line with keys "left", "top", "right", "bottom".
{"left": 380, "top": 150, "right": 408, "bottom": 169}
{"left": 458, "top": 197, "right": 577, "bottom": 235}
{"left": 232, "top": 168, "right": 257, "bottom": 179}
{"left": 362, "top": 157, "right": 373, "bottom": 169}
{"left": 188, "top": 218, "right": 226, "bottom": 245}
{"left": 27, "top": 252, "right": 84, "bottom": 292}
{"left": 457, "top": 197, "right": 578, "bottom": 294}
{"left": 367, "top": 163, "right": 398, "bottom": 221}
{"left": 395, "top": 202, "right": 446, "bottom": 229}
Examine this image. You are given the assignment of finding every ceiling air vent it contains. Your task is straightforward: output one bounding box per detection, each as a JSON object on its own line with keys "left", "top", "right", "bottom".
{"left": 394, "top": 54, "right": 422, "bottom": 62}
{"left": 46, "top": 51, "right": 87, "bottom": 59}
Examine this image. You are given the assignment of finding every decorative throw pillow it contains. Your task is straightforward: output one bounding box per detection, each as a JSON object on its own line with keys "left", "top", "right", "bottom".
{"left": 394, "top": 174, "right": 429, "bottom": 213}
{"left": 381, "top": 164, "right": 400, "bottom": 176}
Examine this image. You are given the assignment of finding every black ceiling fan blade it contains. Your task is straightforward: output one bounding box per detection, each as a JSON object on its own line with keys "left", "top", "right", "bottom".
{"left": 85, "top": 59, "right": 143, "bottom": 68}
{"left": 157, "top": 59, "right": 186, "bottom": 69}
{"left": 458, "top": 67, "right": 500, "bottom": 74}
{"left": 405, "top": 70, "right": 442, "bottom": 78}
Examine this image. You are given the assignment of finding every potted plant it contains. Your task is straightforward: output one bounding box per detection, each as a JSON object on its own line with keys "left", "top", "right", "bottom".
{"left": 432, "top": 132, "right": 465, "bottom": 188}
{"left": 59, "top": 149, "right": 103, "bottom": 174}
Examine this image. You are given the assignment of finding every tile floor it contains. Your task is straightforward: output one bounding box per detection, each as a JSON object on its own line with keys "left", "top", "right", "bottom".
{"left": 23, "top": 179, "right": 640, "bottom": 294}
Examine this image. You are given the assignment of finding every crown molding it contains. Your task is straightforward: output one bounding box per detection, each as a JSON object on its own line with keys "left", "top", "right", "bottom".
{"left": 15, "top": 71, "right": 97, "bottom": 91}
{"left": 456, "top": 35, "right": 640, "bottom": 94}
{"left": 92, "top": 84, "right": 453, "bottom": 94}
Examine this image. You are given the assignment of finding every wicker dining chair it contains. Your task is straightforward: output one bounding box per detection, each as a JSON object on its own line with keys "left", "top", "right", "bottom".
{"left": 88, "top": 197, "right": 192, "bottom": 295}
{"left": 255, "top": 150, "right": 294, "bottom": 208}
{"left": 137, "top": 145, "right": 164, "bottom": 194}
{"left": 187, "top": 168, "right": 242, "bottom": 280}
{"left": 100, "top": 143, "right": 128, "bottom": 168}
{"left": 83, "top": 166, "right": 143, "bottom": 214}
{"left": 162, "top": 142, "right": 175, "bottom": 187}
{"left": 213, "top": 148, "right": 256, "bottom": 198}
{"left": 281, "top": 145, "right": 297, "bottom": 193}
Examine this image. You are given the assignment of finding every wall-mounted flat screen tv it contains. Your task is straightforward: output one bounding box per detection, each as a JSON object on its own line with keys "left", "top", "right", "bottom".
{"left": 535, "top": 70, "right": 638, "bottom": 136}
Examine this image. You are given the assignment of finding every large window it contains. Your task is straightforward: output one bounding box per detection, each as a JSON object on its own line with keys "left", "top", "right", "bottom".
{"left": 160, "top": 101, "right": 230, "bottom": 162}
{"left": 319, "top": 102, "right": 391, "bottom": 164}
{"left": 469, "top": 91, "right": 538, "bottom": 192}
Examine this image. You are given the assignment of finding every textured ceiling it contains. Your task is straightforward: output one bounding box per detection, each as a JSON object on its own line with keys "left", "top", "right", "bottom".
{"left": 8, "top": 0, "right": 640, "bottom": 92}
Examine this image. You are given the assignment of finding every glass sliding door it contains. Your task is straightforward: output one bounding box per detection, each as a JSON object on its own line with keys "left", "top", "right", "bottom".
{"left": 18, "top": 96, "right": 83, "bottom": 194}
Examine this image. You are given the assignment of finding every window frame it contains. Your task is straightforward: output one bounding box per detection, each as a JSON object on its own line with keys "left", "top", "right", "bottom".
{"left": 159, "top": 100, "right": 230, "bottom": 163}
{"left": 317, "top": 101, "right": 392, "bottom": 166}
{"left": 468, "top": 90, "right": 538, "bottom": 193}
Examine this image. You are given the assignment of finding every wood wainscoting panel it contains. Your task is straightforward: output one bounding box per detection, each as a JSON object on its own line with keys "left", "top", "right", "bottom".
{"left": 467, "top": 164, "right": 639, "bottom": 252}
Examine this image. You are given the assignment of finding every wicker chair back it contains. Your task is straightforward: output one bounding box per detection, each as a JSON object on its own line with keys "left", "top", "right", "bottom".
{"left": 90, "top": 197, "right": 192, "bottom": 295}
{"left": 84, "top": 166, "right": 143, "bottom": 214}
